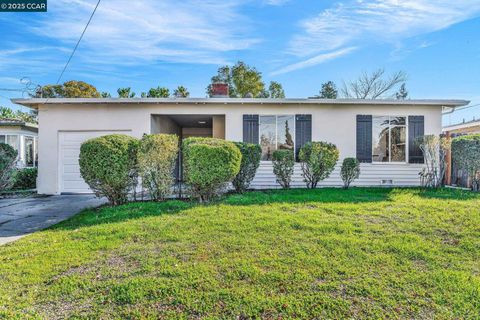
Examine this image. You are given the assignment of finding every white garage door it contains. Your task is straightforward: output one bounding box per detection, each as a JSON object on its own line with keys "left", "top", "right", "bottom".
{"left": 59, "top": 131, "right": 131, "bottom": 194}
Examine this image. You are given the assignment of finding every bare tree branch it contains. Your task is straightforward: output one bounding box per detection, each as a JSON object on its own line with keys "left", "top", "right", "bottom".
{"left": 342, "top": 68, "right": 407, "bottom": 99}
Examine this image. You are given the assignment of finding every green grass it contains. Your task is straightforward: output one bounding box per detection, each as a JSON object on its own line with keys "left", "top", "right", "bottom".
{"left": 1, "top": 188, "right": 479, "bottom": 319}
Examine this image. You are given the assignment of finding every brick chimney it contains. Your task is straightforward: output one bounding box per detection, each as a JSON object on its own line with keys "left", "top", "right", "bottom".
{"left": 211, "top": 83, "right": 229, "bottom": 98}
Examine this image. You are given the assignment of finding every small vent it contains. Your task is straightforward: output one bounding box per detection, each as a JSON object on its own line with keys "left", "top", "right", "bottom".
{"left": 381, "top": 179, "right": 393, "bottom": 185}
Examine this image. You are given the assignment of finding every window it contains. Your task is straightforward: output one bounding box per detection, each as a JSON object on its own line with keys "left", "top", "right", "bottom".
{"left": 0, "top": 135, "right": 19, "bottom": 151}
{"left": 259, "top": 115, "right": 295, "bottom": 160}
{"left": 24, "top": 136, "right": 34, "bottom": 167}
{"left": 372, "top": 116, "right": 406, "bottom": 162}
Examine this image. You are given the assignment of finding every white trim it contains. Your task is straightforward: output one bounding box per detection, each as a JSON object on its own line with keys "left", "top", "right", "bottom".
{"left": 12, "top": 98, "right": 470, "bottom": 107}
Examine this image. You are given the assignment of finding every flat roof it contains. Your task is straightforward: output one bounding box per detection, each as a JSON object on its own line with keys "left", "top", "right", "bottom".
{"left": 443, "top": 118, "right": 480, "bottom": 131}
{"left": 11, "top": 98, "right": 470, "bottom": 109}
{"left": 0, "top": 119, "right": 38, "bottom": 131}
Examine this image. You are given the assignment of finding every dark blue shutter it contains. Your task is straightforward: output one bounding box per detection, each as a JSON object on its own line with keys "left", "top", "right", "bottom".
{"left": 243, "top": 115, "right": 259, "bottom": 144}
{"left": 408, "top": 116, "right": 424, "bottom": 163}
{"left": 356, "top": 115, "right": 372, "bottom": 163}
{"left": 295, "top": 114, "right": 312, "bottom": 160}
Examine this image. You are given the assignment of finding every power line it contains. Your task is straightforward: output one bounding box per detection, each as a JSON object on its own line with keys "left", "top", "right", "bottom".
{"left": 54, "top": 0, "right": 101, "bottom": 85}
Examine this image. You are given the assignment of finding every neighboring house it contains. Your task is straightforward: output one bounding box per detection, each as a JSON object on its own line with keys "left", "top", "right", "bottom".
{"left": 443, "top": 118, "right": 480, "bottom": 136}
{"left": 12, "top": 91, "right": 468, "bottom": 195}
{"left": 0, "top": 119, "right": 38, "bottom": 168}
{"left": 442, "top": 118, "right": 480, "bottom": 187}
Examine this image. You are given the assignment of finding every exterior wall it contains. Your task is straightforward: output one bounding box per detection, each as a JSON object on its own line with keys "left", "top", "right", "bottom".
{"left": 36, "top": 103, "right": 442, "bottom": 194}
{"left": 182, "top": 127, "right": 212, "bottom": 138}
{"left": 151, "top": 115, "right": 181, "bottom": 136}
{"left": 212, "top": 115, "right": 225, "bottom": 139}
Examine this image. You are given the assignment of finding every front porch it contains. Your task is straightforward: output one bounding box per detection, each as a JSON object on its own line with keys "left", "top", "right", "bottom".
{"left": 150, "top": 114, "right": 226, "bottom": 196}
{"left": 151, "top": 114, "right": 225, "bottom": 139}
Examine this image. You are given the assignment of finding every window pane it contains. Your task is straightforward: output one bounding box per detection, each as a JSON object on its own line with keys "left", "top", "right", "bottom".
{"left": 0, "top": 135, "right": 5, "bottom": 143}
{"left": 391, "top": 126, "right": 406, "bottom": 162}
{"left": 390, "top": 116, "right": 406, "bottom": 126}
{"left": 25, "top": 136, "right": 34, "bottom": 167}
{"left": 6, "top": 135, "right": 18, "bottom": 151}
{"left": 260, "top": 116, "right": 276, "bottom": 160}
{"left": 34, "top": 137, "right": 38, "bottom": 167}
{"left": 277, "top": 115, "right": 294, "bottom": 151}
{"left": 372, "top": 116, "right": 389, "bottom": 162}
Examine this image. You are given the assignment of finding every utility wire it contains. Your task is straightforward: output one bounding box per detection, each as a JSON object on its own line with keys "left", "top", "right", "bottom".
{"left": 54, "top": 0, "right": 101, "bottom": 85}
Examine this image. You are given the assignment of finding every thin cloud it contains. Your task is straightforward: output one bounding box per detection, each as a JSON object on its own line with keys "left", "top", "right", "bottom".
{"left": 273, "top": 0, "right": 480, "bottom": 74}
{"left": 264, "top": 0, "right": 290, "bottom": 6}
{"left": 289, "top": 0, "right": 480, "bottom": 57}
{"left": 271, "top": 47, "right": 357, "bottom": 75}
{"left": 29, "top": 0, "right": 260, "bottom": 65}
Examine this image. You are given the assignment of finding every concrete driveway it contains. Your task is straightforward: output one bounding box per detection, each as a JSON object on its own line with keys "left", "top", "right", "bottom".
{"left": 0, "top": 195, "right": 106, "bottom": 245}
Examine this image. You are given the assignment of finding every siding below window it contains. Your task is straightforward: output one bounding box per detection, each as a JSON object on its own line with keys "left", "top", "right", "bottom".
{"left": 250, "top": 162, "right": 425, "bottom": 189}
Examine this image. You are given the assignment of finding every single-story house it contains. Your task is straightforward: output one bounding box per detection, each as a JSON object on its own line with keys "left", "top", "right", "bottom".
{"left": 0, "top": 119, "right": 38, "bottom": 168}
{"left": 12, "top": 94, "right": 468, "bottom": 195}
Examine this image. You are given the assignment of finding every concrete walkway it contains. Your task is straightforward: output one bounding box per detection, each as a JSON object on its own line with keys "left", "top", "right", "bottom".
{"left": 0, "top": 195, "right": 106, "bottom": 245}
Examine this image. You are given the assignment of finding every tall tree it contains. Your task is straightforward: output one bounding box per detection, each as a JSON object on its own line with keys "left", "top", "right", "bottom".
{"left": 117, "top": 87, "right": 135, "bottom": 98}
{"left": 173, "top": 86, "right": 190, "bottom": 98}
{"left": 342, "top": 69, "right": 407, "bottom": 99}
{"left": 34, "top": 80, "right": 101, "bottom": 98}
{"left": 207, "top": 61, "right": 269, "bottom": 98}
{"left": 318, "top": 81, "right": 338, "bottom": 99}
{"left": 0, "top": 106, "right": 37, "bottom": 123}
{"left": 268, "top": 81, "right": 285, "bottom": 98}
{"left": 395, "top": 83, "right": 408, "bottom": 100}
{"left": 141, "top": 86, "right": 170, "bottom": 98}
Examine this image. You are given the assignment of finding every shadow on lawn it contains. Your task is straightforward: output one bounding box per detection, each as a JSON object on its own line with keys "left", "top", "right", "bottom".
{"left": 416, "top": 187, "right": 480, "bottom": 200}
{"left": 222, "top": 187, "right": 395, "bottom": 206}
{"left": 50, "top": 188, "right": 393, "bottom": 231}
{"left": 49, "top": 200, "right": 194, "bottom": 231}
{"left": 50, "top": 187, "right": 477, "bottom": 231}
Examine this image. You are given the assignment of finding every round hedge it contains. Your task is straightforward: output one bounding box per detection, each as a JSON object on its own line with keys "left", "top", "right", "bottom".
{"left": 137, "top": 134, "right": 179, "bottom": 201}
{"left": 232, "top": 142, "right": 261, "bottom": 193}
{"left": 183, "top": 137, "right": 241, "bottom": 201}
{"left": 299, "top": 141, "right": 339, "bottom": 189}
{"left": 340, "top": 157, "right": 360, "bottom": 189}
{"left": 272, "top": 149, "right": 294, "bottom": 189}
{"left": 79, "top": 134, "right": 138, "bottom": 205}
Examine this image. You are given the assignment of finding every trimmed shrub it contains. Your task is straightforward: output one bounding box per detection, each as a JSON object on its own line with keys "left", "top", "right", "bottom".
{"left": 183, "top": 137, "right": 241, "bottom": 202}
{"left": 272, "top": 149, "right": 294, "bottom": 189}
{"left": 138, "top": 134, "right": 179, "bottom": 201}
{"left": 452, "top": 134, "right": 480, "bottom": 191}
{"left": 340, "top": 158, "right": 360, "bottom": 189}
{"left": 12, "top": 168, "right": 37, "bottom": 190}
{"left": 232, "top": 142, "right": 261, "bottom": 193}
{"left": 79, "top": 134, "right": 138, "bottom": 205}
{"left": 0, "top": 143, "right": 17, "bottom": 191}
{"left": 299, "top": 141, "right": 339, "bottom": 189}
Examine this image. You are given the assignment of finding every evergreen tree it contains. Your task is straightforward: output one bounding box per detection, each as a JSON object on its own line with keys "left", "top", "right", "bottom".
{"left": 318, "top": 81, "right": 338, "bottom": 99}
{"left": 395, "top": 83, "right": 408, "bottom": 100}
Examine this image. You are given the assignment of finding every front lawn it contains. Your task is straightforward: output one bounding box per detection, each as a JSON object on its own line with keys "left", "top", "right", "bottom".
{"left": 1, "top": 188, "right": 479, "bottom": 319}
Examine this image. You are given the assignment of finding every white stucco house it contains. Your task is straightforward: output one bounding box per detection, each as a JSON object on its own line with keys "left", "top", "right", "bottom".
{"left": 0, "top": 119, "right": 38, "bottom": 168}
{"left": 12, "top": 95, "right": 468, "bottom": 195}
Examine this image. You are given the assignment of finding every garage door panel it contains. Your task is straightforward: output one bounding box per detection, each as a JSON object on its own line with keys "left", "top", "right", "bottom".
{"left": 59, "top": 131, "right": 131, "bottom": 193}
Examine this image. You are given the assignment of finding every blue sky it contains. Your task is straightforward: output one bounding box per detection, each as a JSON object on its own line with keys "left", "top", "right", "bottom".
{"left": 0, "top": 0, "right": 479, "bottom": 125}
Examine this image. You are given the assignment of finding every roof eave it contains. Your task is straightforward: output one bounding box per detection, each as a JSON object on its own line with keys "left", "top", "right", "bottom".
{"left": 11, "top": 98, "right": 470, "bottom": 109}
